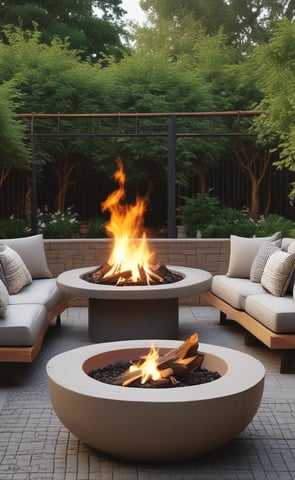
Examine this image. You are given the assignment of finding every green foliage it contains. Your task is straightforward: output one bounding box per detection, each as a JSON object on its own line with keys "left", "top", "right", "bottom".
{"left": 0, "top": 82, "right": 30, "bottom": 171}
{"left": 98, "top": 53, "right": 218, "bottom": 190}
{"left": 180, "top": 199, "right": 295, "bottom": 238}
{"left": 254, "top": 19, "right": 295, "bottom": 202}
{"left": 140, "top": 0, "right": 295, "bottom": 53}
{"left": 178, "top": 194, "right": 221, "bottom": 237}
{"left": 202, "top": 207, "right": 257, "bottom": 238}
{"left": 0, "top": 217, "right": 28, "bottom": 238}
{"left": 36, "top": 207, "right": 80, "bottom": 238}
{"left": 256, "top": 214, "right": 295, "bottom": 238}
{"left": 0, "top": 0, "right": 127, "bottom": 62}
{"left": 87, "top": 217, "right": 106, "bottom": 238}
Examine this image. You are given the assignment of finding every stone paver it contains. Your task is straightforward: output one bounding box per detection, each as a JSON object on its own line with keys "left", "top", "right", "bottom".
{"left": 0, "top": 306, "right": 294, "bottom": 480}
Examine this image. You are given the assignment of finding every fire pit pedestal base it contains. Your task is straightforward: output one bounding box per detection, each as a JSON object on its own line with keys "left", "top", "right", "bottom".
{"left": 89, "top": 297, "right": 178, "bottom": 342}
{"left": 47, "top": 340, "right": 265, "bottom": 462}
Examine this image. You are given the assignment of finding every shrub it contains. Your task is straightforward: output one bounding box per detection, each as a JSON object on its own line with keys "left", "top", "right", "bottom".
{"left": 202, "top": 207, "right": 257, "bottom": 238}
{"left": 178, "top": 194, "right": 221, "bottom": 237}
{"left": 87, "top": 217, "right": 106, "bottom": 238}
{"left": 256, "top": 214, "right": 295, "bottom": 238}
{"left": 0, "top": 216, "right": 28, "bottom": 238}
{"left": 37, "top": 206, "right": 80, "bottom": 238}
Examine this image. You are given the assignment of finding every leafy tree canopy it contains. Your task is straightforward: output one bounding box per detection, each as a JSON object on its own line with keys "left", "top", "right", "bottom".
{"left": 253, "top": 19, "right": 295, "bottom": 202}
{"left": 96, "top": 52, "right": 228, "bottom": 196}
{"left": 140, "top": 0, "right": 295, "bottom": 52}
{"left": 0, "top": 82, "right": 29, "bottom": 170}
{"left": 0, "top": 0, "right": 128, "bottom": 61}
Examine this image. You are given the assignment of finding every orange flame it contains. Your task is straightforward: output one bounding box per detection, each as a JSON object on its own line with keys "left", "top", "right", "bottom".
{"left": 128, "top": 345, "right": 161, "bottom": 384}
{"left": 101, "top": 158, "right": 155, "bottom": 284}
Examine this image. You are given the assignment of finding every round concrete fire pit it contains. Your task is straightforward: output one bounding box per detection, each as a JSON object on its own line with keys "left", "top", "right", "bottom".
{"left": 47, "top": 340, "right": 265, "bottom": 462}
{"left": 57, "top": 266, "right": 212, "bottom": 342}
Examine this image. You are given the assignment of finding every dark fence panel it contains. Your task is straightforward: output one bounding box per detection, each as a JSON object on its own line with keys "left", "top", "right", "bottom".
{"left": 1, "top": 160, "right": 295, "bottom": 224}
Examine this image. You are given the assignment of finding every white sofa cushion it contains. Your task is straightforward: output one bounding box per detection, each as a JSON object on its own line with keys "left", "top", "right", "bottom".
{"left": 245, "top": 293, "right": 295, "bottom": 333}
{"left": 0, "top": 245, "right": 32, "bottom": 294}
{"left": 227, "top": 232, "right": 281, "bottom": 278}
{"left": 0, "top": 304, "right": 47, "bottom": 346}
{"left": 211, "top": 275, "right": 265, "bottom": 310}
{"left": 1, "top": 234, "right": 52, "bottom": 279}
{"left": 261, "top": 251, "right": 295, "bottom": 297}
{"left": 8, "top": 278, "right": 65, "bottom": 311}
{"left": 0, "top": 278, "right": 9, "bottom": 318}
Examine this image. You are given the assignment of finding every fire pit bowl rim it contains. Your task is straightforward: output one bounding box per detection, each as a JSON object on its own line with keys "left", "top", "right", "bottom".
{"left": 57, "top": 265, "right": 212, "bottom": 300}
{"left": 46, "top": 340, "right": 265, "bottom": 403}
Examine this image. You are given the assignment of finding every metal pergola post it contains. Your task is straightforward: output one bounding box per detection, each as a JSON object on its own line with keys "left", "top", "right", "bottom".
{"left": 167, "top": 115, "right": 176, "bottom": 238}
{"left": 30, "top": 116, "right": 38, "bottom": 235}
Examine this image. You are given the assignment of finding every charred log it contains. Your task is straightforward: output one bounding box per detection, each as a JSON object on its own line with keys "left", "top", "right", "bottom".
{"left": 82, "top": 263, "right": 183, "bottom": 286}
{"left": 88, "top": 334, "right": 221, "bottom": 389}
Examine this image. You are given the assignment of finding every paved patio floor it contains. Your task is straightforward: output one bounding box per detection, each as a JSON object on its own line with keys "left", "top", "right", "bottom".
{"left": 0, "top": 306, "right": 294, "bottom": 480}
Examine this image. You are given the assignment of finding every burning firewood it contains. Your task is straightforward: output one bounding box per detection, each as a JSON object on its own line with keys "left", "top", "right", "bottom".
{"left": 113, "top": 333, "right": 204, "bottom": 387}
{"left": 82, "top": 262, "right": 183, "bottom": 286}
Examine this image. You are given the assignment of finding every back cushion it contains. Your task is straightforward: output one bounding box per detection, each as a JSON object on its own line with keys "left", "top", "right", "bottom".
{"left": 1, "top": 235, "right": 52, "bottom": 279}
{"left": 227, "top": 232, "right": 281, "bottom": 278}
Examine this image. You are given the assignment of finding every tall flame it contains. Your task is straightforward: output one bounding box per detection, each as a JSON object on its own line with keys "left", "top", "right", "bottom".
{"left": 101, "top": 158, "right": 155, "bottom": 284}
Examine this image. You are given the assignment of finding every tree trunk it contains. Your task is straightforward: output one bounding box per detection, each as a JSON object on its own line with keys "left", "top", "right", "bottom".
{"left": 250, "top": 179, "right": 260, "bottom": 222}
{"left": 198, "top": 172, "right": 207, "bottom": 193}
{"left": 0, "top": 166, "right": 12, "bottom": 188}
{"left": 232, "top": 139, "right": 271, "bottom": 221}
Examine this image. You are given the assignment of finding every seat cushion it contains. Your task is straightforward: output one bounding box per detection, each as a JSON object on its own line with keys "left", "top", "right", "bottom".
{"left": 0, "top": 304, "right": 47, "bottom": 346}
{"left": 211, "top": 275, "right": 265, "bottom": 310}
{"left": 245, "top": 293, "right": 295, "bottom": 333}
{"left": 8, "top": 278, "right": 65, "bottom": 311}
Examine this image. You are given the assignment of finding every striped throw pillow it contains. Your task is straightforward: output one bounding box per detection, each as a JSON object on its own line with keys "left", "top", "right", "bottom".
{"left": 261, "top": 251, "right": 295, "bottom": 296}
{"left": 0, "top": 244, "right": 32, "bottom": 294}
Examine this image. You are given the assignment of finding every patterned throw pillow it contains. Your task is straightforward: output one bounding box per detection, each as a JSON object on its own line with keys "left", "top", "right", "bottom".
{"left": 261, "top": 251, "right": 295, "bottom": 297}
{"left": 250, "top": 241, "right": 281, "bottom": 283}
{"left": 0, "top": 244, "right": 32, "bottom": 294}
{"left": 0, "top": 278, "right": 9, "bottom": 318}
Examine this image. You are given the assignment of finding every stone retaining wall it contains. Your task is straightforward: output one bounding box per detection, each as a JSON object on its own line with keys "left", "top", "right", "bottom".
{"left": 44, "top": 238, "right": 230, "bottom": 306}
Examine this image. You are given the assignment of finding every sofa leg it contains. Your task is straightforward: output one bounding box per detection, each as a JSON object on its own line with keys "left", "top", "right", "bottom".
{"left": 56, "top": 315, "right": 61, "bottom": 328}
{"left": 220, "top": 311, "right": 227, "bottom": 325}
{"left": 219, "top": 311, "right": 234, "bottom": 325}
{"left": 244, "top": 331, "right": 262, "bottom": 347}
{"left": 280, "top": 350, "right": 295, "bottom": 374}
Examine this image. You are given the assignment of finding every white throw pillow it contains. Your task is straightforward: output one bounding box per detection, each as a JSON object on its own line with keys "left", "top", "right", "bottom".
{"left": 1, "top": 234, "right": 52, "bottom": 279}
{"left": 0, "top": 244, "right": 32, "bottom": 294}
{"left": 0, "top": 278, "right": 9, "bottom": 318}
{"left": 261, "top": 251, "right": 295, "bottom": 297}
{"left": 227, "top": 232, "right": 282, "bottom": 278}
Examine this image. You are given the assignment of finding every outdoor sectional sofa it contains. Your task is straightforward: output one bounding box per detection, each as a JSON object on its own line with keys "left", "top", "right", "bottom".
{"left": 201, "top": 233, "right": 295, "bottom": 373}
{"left": 0, "top": 235, "right": 72, "bottom": 363}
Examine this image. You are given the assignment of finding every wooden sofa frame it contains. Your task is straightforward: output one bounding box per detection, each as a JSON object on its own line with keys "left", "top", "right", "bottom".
{"left": 201, "top": 290, "right": 295, "bottom": 374}
{"left": 0, "top": 295, "right": 72, "bottom": 363}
